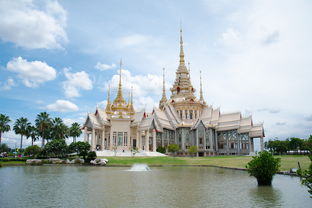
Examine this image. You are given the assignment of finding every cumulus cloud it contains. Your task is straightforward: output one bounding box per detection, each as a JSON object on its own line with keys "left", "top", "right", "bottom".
{"left": 0, "top": 0, "right": 67, "bottom": 49}
{"left": 63, "top": 68, "right": 93, "bottom": 98}
{"left": 6, "top": 57, "right": 56, "bottom": 87}
{"left": 95, "top": 62, "right": 116, "bottom": 71}
{"left": 0, "top": 78, "right": 15, "bottom": 90}
{"left": 46, "top": 100, "right": 79, "bottom": 112}
{"left": 117, "top": 34, "right": 150, "bottom": 48}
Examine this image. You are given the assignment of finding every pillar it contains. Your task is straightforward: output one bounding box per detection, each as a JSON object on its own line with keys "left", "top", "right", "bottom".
{"left": 249, "top": 137, "right": 253, "bottom": 153}
{"left": 92, "top": 128, "right": 95, "bottom": 151}
{"left": 145, "top": 130, "right": 150, "bottom": 151}
{"left": 109, "top": 130, "right": 113, "bottom": 150}
{"left": 196, "top": 129, "right": 199, "bottom": 157}
{"left": 153, "top": 129, "right": 156, "bottom": 152}
{"left": 127, "top": 131, "right": 131, "bottom": 149}
{"left": 136, "top": 130, "right": 139, "bottom": 149}
{"left": 138, "top": 131, "right": 142, "bottom": 150}
{"left": 260, "top": 137, "right": 264, "bottom": 151}
{"left": 102, "top": 127, "right": 105, "bottom": 150}
{"left": 209, "top": 129, "right": 213, "bottom": 151}
{"left": 226, "top": 133, "right": 229, "bottom": 155}
{"left": 215, "top": 131, "right": 218, "bottom": 152}
{"left": 84, "top": 127, "right": 88, "bottom": 142}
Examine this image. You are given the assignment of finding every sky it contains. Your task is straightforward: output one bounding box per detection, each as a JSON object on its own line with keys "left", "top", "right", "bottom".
{"left": 0, "top": 0, "right": 312, "bottom": 148}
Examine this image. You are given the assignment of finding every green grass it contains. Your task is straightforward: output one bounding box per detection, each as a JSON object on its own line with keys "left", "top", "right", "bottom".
{"left": 100, "top": 155, "right": 311, "bottom": 171}
{"left": 0, "top": 161, "right": 26, "bottom": 166}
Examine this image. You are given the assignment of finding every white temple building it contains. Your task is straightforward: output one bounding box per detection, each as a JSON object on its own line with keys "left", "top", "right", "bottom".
{"left": 83, "top": 29, "right": 265, "bottom": 156}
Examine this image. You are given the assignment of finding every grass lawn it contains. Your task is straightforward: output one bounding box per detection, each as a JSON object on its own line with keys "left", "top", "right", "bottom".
{"left": 0, "top": 161, "right": 26, "bottom": 166}
{"left": 101, "top": 155, "right": 311, "bottom": 171}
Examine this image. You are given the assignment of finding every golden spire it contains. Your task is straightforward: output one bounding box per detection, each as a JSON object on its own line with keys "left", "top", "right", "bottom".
{"left": 113, "top": 59, "right": 126, "bottom": 104}
{"left": 105, "top": 84, "right": 111, "bottom": 113}
{"left": 159, "top": 68, "right": 167, "bottom": 109}
{"left": 179, "top": 28, "right": 185, "bottom": 65}
{"left": 200, "top": 70, "right": 204, "bottom": 101}
{"left": 188, "top": 62, "right": 191, "bottom": 78}
{"left": 128, "top": 86, "right": 135, "bottom": 115}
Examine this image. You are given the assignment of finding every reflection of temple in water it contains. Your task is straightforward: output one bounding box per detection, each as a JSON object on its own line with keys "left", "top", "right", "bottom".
{"left": 83, "top": 29, "right": 264, "bottom": 156}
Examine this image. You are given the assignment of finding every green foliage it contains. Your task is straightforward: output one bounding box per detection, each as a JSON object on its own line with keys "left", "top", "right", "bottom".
{"left": 43, "top": 139, "right": 68, "bottom": 158}
{"left": 86, "top": 151, "right": 97, "bottom": 163}
{"left": 0, "top": 143, "right": 10, "bottom": 153}
{"left": 298, "top": 155, "right": 312, "bottom": 197}
{"left": 68, "top": 141, "right": 91, "bottom": 159}
{"left": 50, "top": 117, "right": 69, "bottom": 140}
{"left": 188, "top": 145, "right": 198, "bottom": 157}
{"left": 69, "top": 122, "right": 82, "bottom": 143}
{"left": 130, "top": 147, "right": 139, "bottom": 156}
{"left": 24, "top": 145, "right": 41, "bottom": 158}
{"left": 246, "top": 151, "right": 281, "bottom": 186}
{"left": 156, "top": 146, "right": 166, "bottom": 154}
{"left": 0, "top": 157, "right": 28, "bottom": 162}
{"left": 26, "top": 125, "right": 38, "bottom": 146}
{"left": 13, "top": 117, "right": 31, "bottom": 149}
{"left": 168, "top": 144, "right": 180, "bottom": 154}
{"left": 35, "top": 112, "right": 52, "bottom": 147}
{"left": 0, "top": 114, "right": 11, "bottom": 146}
{"left": 265, "top": 137, "right": 311, "bottom": 155}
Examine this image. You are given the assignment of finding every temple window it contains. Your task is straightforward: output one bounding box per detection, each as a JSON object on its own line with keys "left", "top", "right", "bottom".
{"left": 190, "top": 110, "right": 193, "bottom": 119}
{"left": 123, "top": 132, "right": 128, "bottom": 146}
{"left": 113, "top": 132, "right": 117, "bottom": 146}
{"left": 185, "top": 110, "right": 188, "bottom": 119}
{"left": 118, "top": 132, "right": 123, "bottom": 145}
{"left": 180, "top": 111, "right": 182, "bottom": 119}
{"left": 194, "top": 111, "right": 197, "bottom": 118}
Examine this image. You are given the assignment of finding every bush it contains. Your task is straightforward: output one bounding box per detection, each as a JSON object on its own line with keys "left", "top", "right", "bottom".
{"left": 167, "top": 144, "right": 180, "bottom": 155}
{"left": 298, "top": 155, "right": 312, "bottom": 197}
{"left": 24, "top": 145, "right": 41, "bottom": 158}
{"left": 0, "top": 143, "right": 10, "bottom": 153}
{"left": 43, "top": 139, "right": 68, "bottom": 158}
{"left": 0, "top": 157, "right": 28, "bottom": 162}
{"left": 86, "top": 151, "right": 97, "bottom": 163}
{"left": 246, "top": 151, "right": 281, "bottom": 186}
{"left": 156, "top": 146, "right": 166, "bottom": 154}
{"left": 188, "top": 146, "right": 198, "bottom": 157}
{"left": 69, "top": 141, "right": 91, "bottom": 159}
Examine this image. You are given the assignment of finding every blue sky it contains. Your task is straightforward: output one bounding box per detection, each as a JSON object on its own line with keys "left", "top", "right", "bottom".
{"left": 0, "top": 0, "right": 312, "bottom": 148}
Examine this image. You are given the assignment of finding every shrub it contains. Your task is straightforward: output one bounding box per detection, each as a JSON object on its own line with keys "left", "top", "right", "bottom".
{"left": 69, "top": 141, "right": 91, "bottom": 159}
{"left": 86, "top": 151, "right": 97, "bottom": 163}
{"left": 188, "top": 146, "right": 198, "bottom": 157}
{"left": 0, "top": 143, "right": 10, "bottom": 153}
{"left": 246, "top": 151, "right": 281, "bottom": 186}
{"left": 298, "top": 155, "right": 312, "bottom": 197}
{"left": 156, "top": 146, "right": 166, "bottom": 154}
{"left": 24, "top": 145, "right": 41, "bottom": 158}
{"left": 168, "top": 144, "right": 180, "bottom": 155}
{"left": 43, "top": 139, "right": 68, "bottom": 158}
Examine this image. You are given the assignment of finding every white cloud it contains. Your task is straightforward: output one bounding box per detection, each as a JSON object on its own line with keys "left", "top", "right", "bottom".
{"left": 97, "top": 100, "right": 107, "bottom": 108}
{"left": 63, "top": 68, "right": 93, "bottom": 98}
{"left": 95, "top": 62, "right": 116, "bottom": 71}
{"left": 117, "top": 34, "right": 150, "bottom": 48}
{"left": 0, "top": 78, "right": 15, "bottom": 90}
{"left": 46, "top": 99, "right": 79, "bottom": 112}
{"left": 6, "top": 57, "right": 56, "bottom": 87}
{"left": 0, "top": 0, "right": 67, "bottom": 49}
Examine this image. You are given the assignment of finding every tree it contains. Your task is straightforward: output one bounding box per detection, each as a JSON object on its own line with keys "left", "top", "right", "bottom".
{"left": 43, "top": 139, "right": 68, "bottom": 158}
{"left": 0, "top": 143, "right": 10, "bottom": 153}
{"left": 69, "top": 122, "right": 82, "bottom": 143}
{"left": 299, "top": 155, "right": 312, "bottom": 197}
{"left": 24, "top": 145, "right": 41, "bottom": 158}
{"left": 188, "top": 145, "right": 198, "bottom": 157}
{"left": 35, "top": 112, "right": 52, "bottom": 147}
{"left": 0, "top": 114, "right": 11, "bottom": 146}
{"left": 68, "top": 141, "right": 91, "bottom": 159}
{"left": 246, "top": 151, "right": 281, "bottom": 186}
{"left": 26, "top": 125, "right": 38, "bottom": 146}
{"left": 289, "top": 137, "right": 304, "bottom": 153}
{"left": 50, "top": 118, "right": 68, "bottom": 140}
{"left": 168, "top": 144, "right": 180, "bottom": 155}
{"left": 13, "top": 117, "right": 31, "bottom": 149}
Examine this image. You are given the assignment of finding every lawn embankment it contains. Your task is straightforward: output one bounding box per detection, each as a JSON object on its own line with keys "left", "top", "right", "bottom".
{"left": 101, "top": 155, "right": 311, "bottom": 171}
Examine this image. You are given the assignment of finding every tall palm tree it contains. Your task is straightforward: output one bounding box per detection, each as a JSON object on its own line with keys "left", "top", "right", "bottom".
{"left": 13, "top": 117, "right": 31, "bottom": 149}
{"left": 26, "top": 125, "right": 38, "bottom": 146}
{"left": 35, "top": 112, "right": 52, "bottom": 147}
{"left": 51, "top": 117, "right": 69, "bottom": 140}
{"left": 0, "top": 114, "right": 11, "bottom": 146}
{"left": 69, "top": 122, "right": 82, "bottom": 143}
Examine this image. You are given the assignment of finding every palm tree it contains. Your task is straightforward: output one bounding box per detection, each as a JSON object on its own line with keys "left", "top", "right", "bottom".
{"left": 26, "top": 125, "right": 38, "bottom": 146}
{"left": 51, "top": 117, "right": 69, "bottom": 140}
{"left": 69, "top": 122, "right": 82, "bottom": 143}
{"left": 13, "top": 117, "right": 31, "bottom": 149}
{"left": 0, "top": 114, "right": 11, "bottom": 146}
{"left": 35, "top": 112, "right": 52, "bottom": 147}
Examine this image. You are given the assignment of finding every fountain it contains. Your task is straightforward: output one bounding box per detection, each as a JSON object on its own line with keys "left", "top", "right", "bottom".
{"left": 128, "top": 164, "right": 151, "bottom": 171}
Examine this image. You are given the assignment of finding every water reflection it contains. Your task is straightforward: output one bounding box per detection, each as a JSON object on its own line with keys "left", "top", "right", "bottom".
{"left": 249, "top": 186, "right": 282, "bottom": 207}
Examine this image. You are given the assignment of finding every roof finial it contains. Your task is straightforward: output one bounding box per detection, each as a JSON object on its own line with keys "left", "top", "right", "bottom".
{"left": 113, "top": 58, "right": 126, "bottom": 104}
{"left": 179, "top": 27, "right": 185, "bottom": 65}
{"left": 159, "top": 68, "right": 167, "bottom": 109}
{"left": 200, "top": 70, "right": 204, "bottom": 101}
{"left": 105, "top": 84, "right": 112, "bottom": 113}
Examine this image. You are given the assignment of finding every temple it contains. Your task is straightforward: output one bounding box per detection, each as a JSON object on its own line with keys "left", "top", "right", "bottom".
{"left": 83, "top": 29, "right": 265, "bottom": 156}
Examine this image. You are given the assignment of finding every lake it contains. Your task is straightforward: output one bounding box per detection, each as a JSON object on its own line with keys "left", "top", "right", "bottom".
{"left": 0, "top": 166, "right": 310, "bottom": 208}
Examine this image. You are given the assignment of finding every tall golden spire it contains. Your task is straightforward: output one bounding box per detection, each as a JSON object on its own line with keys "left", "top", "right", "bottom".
{"left": 128, "top": 86, "right": 135, "bottom": 115}
{"left": 105, "top": 84, "right": 111, "bottom": 114}
{"left": 188, "top": 62, "right": 191, "bottom": 78}
{"left": 113, "top": 59, "right": 126, "bottom": 104}
{"left": 200, "top": 70, "right": 204, "bottom": 102}
{"left": 159, "top": 68, "right": 167, "bottom": 109}
{"left": 179, "top": 28, "right": 185, "bottom": 65}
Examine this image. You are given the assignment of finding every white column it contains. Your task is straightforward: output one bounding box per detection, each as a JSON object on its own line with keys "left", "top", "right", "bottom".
{"left": 84, "top": 127, "right": 88, "bottom": 142}
{"left": 127, "top": 131, "right": 131, "bottom": 149}
{"left": 102, "top": 127, "right": 105, "bottom": 150}
{"left": 153, "top": 129, "right": 156, "bottom": 152}
{"left": 92, "top": 128, "right": 95, "bottom": 151}
{"left": 109, "top": 130, "right": 113, "bottom": 150}
{"left": 196, "top": 129, "right": 199, "bottom": 157}
{"left": 145, "top": 130, "right": 150, "bottom": 152}
{"left": 260, "top": 137, "right": 264, "bottom": 151}
{"left": 209, "top": 129, "right": 213, "bottom": 151}
{"left": 249, "top": 137, "right": 253, "bottom": 153}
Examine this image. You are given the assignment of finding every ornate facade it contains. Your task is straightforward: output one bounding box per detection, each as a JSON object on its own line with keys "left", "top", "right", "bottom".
{"left": 83, "top": 30, "right": 265, "bottom": 156}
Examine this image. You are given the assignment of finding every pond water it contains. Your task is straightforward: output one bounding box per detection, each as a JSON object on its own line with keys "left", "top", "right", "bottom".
{"left": 0, "top": 166, "right": 310, "bottom": 208}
